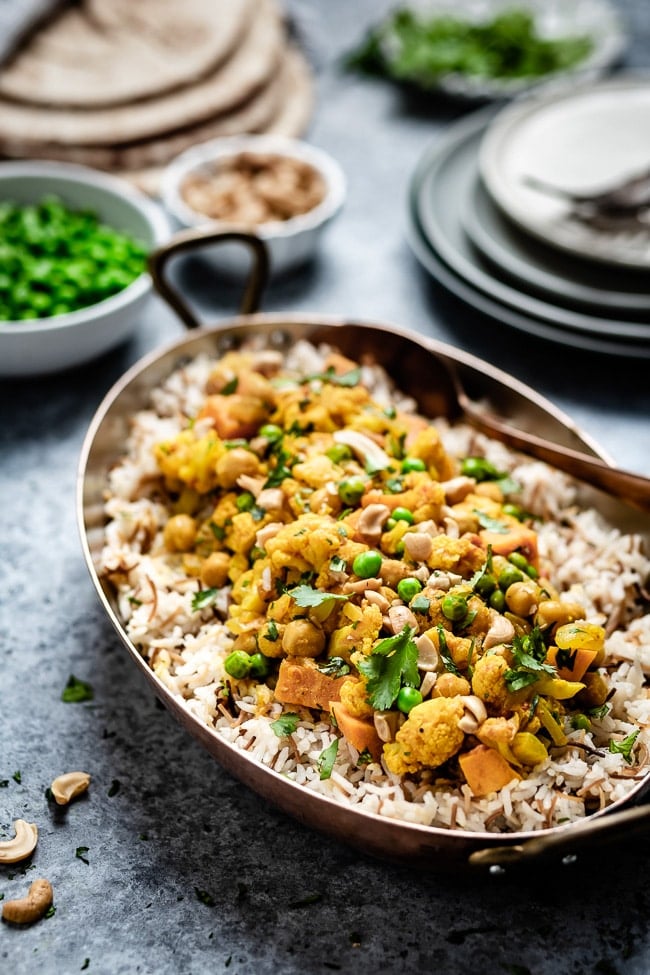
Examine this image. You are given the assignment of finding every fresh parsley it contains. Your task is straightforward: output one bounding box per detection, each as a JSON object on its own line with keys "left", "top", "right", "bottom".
{"left": 62, "top": 675, "right": 94, "bottom": 703}
{"left": 289, "top": 585, "right": 350, "bottom": 609}
{"left": 357, "top": 626, "right": 419, "bottom": 710}
{"left": 271, "top": 713, "right": 300, "bottom": 737}
{"left": 191, "top": 588, "right": 219, "bottom": 612}
{"left": 318, "top": 738, "right": 339, "bottom": 780}
{"left": 609, "top": 730, "right": 640, "bottom": 764}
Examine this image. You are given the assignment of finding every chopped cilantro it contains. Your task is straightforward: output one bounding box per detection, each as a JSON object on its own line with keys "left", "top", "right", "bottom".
{"left": 329, "top": 555, "right": 347, "bottom": 573}
{"left": 504, "top": 627, "right": 555, "bottom": 691}
{"left": 318, "top": 738, "right": 339, "bottom": 780}
{"left": 609, "top": 730, "right": 640, "bottom": 763}
{"left": 588, "top": 704, "right": 610, "bottom": 720}
{"left": 264, "top": 620, "right": 279, "bottom": 642}
{"left": 271, "top": 713, "right": 300, "bottom": 737}
{"left": 469, "top": 545, "right": 494, "bottom": 591}
{"left": 318, "top": 657, "right": 351, "bottom": 678}
{"left": 45, "top": 904, "right": 56, "bottom": 919}
{"left": 12, "top": 770, "right": 21, "bottom": 784}
{"left": 384, "top": 476, "right": 404, "bottom": 494}
{"left": 62, "top": 675, "right": 94, "bottom": 703}
{"left": 357, "top": 749, "right": 373, "bottom": 765}
{"left": 221, "top": 377, "right": 238, "bottom": 395}
{"left": 107, "top": 779, "right": 121, "bottom": 797}
{"left": 0, "top": 780, "right": 8, "bottom": 788}
{"left": 357, "top": 626, "right": 419, "bottom": 710}
{"left": 555, "top": 648, "right": 578, "bottom": 671}
{"left": 289, "top": 585, "right": 350, "bottom": 609}
{"left": 127, "top": 596, "right": 142, "bottom": 607}
{"left": 436, "top": 626, "right": 460, "bottom": 677}
{"left": 209, "top": 522, "right": 226, "bottom": 541}
{"left": 192, "top": 588, "right": 219, "bottom": 612}
{"left": 75, "top": 846, "right": 90, "bottom": 865}
{"left": 474, "top": 509, "right": 510, "bottom": 533}
{"left": 307, "top": 366, "right": 361, "bottom": 387}
{"left": 365, "top": 456, "right": 392, "bottom": 475}
{"left": 81, "top": 960, "right": 90, "bottom": 971}
{"left": 410, "top": 595, "right": 431, "bottom": 614}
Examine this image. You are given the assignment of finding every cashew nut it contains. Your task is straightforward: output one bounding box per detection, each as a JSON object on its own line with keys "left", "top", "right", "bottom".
{"left": 363, "top": 589, "right": 391, "bottom": 613}
{"left": 415, "top": 633, "right": 439, "bottom": 672}
{"left": 483, "top": 611, "right": 516, "bottom": 651}
{"left": 419, "top": 671, "right": 437, "bottom": 699}
{"left": 256, "top": 488, "right": 285, "bottom": 511}
{"left": 235, "top": 474, "right": 265, "bottom": 497}
{"left": 441, "top": 476, "right": 476, "bottom": 504}
{"left": 386, "top": 604, "right": 417, "bottom": 633}
{"left": 458, "top": 695, "right": 488, "bottom": 734}
{"left": 333, "top": 429, "right": 391, "bottom": 471}
{"left": 403, "top": 531, "right": 433, "bottom": 562}
{"left": 0, "top": 820, "right": 38, "bottom": 864}
{"left": 2, "top": 878, "right": 53, "bottom": 925}
{"left": 255, "top": 521, "right": 284, "bottom": 548}
{"left": 373, "top": 709, "right": 403, "bottom": 742}
{"left": 356, "top": 503, "right": 391, "bottom": 543}
{"left": 50, "top": 771, "right": 91, "bottom": 807}
{"left": 343, "top": 577, "right": 382, "bottom": 594}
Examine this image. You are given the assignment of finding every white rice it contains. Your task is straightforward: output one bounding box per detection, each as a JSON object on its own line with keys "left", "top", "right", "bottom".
{"left": 99, "top": 342, "right": 650, "bottom": 834}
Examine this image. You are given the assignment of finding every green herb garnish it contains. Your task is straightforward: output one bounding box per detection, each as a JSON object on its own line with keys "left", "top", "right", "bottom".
{"left": 609, "top": 730, "right": 640, "bottom": 764}
{"left": 357, "top": 626, "right": 419, "bottom": 711}
{"left": 307, "top": 366, "right": 362, "bottom": 388}
{"left": 474, "top": 510, "right": 510, "bottom": 534}
{"left": 436, "top": 626, "right": 460, "bottom": 677}
{"left": 317, "top": 657, "right": 351, "bottom": 678}
{"left": 271, "top": 713, "right": 300, "bottom": 737}
{"left": 289, "top": 585, "right": 350, "bottom": 609}
{"left": 194, "top": 887, "right": 216, "bottom": 907}
{"left": 317, "top": 738, "right": 339, "bottom": 780}
{"left": 191, "top": 588, "right": 219, "bottom": 612}
{"left": 75, "top": 846, "right": 90, "bottom": 865}
{"left": 62, "top": 675, "right": 94, "bottom": 703}
{"left": 504, "top": 627, "right": 555, "bottom": 691}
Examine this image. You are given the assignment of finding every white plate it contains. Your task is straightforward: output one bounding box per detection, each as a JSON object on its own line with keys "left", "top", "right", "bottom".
{"left": 412, "top": 108, "right": 650, "bottom": 342}
{"left": 479, "top": 76, "right": 650, "bottom": 268}
{"left": 379, "top": 0, "right": 627, "bottom": 102}
{"left": 462, "top": 174, "right": 650, "bottom": 316}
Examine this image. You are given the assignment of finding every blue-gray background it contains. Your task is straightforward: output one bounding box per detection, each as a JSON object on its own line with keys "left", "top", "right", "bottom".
{"left": 2, "top": 2, "right": 650, "bottom": 973}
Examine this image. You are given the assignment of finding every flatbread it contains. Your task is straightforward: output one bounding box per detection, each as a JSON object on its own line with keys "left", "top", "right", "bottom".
{"left": 0, "top": 0, "right": 255, "bottom": 108}
{"left": 0, "top": 0, "right": 283, "bottom": 146}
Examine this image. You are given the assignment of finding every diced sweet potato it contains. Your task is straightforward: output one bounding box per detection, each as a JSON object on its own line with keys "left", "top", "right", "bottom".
{"left": 274, "top": 657, "right": 347, "bottom": 711}
{"left": 458, "top": 744, "right": 520, "bottom": 797}
{"left": 330, "top": 702, "right": 382, "bottom": 760}
{"left": 546, "top": 645, "right": 598, "bottom": 682}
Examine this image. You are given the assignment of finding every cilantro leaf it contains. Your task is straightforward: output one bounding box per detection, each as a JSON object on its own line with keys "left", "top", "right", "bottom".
{"left": 329, "top": 555, "right": 347, "bottom": 573}
{"left": 307, "top": 366, "right": 361, "bottom": 388}
{"left": 317, "top": 657, "right": 351, "bottom": 678}
{"left": 436, "top": 626, "right": 460, "bottom": 677}
{"left": 289, "top": 585, "right": 350, "bottom": 609}
{"left": 410, "top": 595, "right": 431, "bottom": 614}
{"left": 318, "top": 738, "right": 339, "bottom": 780}
{"left": 194, "top": 887, "right": 216, "bottom": 906}
{"left": 271, "top": 713, "right": 300, "bottom": 737}
{"left": 62, "top": 675, "right": 94, "bottom": 703}
{"left": 192, "top": 588, "right": 219, "bottom": 612}
{"left": 357, "top": 626, "right": 419, "bottom": 710}
{"left": 221, "top": 377, "right": 238, "bottom": 395}
{"left": 504, "top": 627, "right": 555, "bottom": 691}
{"left": 75, "top": 846, "right": 90, "bottom": 865}
{"left": 474, "top": 509, "right": 510, "bottom": 533}
{"left": 609, "top": 730, "right": 640, "bottom": 764}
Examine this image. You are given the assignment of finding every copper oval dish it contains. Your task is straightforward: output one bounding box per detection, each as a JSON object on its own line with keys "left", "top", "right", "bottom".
{"left": 77, "top": 233, "right": 650, "bottom": 874}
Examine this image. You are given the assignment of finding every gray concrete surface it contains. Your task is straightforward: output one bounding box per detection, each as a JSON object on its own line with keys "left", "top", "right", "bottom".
{"left": 2, "top": 2, "right": 650, "bottom": 973}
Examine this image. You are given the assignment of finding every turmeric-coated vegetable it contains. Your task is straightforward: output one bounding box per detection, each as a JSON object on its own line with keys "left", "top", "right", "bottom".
{"left": 459, "top": 744, "right": 521, "bottom": 797}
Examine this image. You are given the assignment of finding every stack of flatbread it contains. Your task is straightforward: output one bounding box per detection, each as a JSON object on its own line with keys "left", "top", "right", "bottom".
{"left": 0, "top": 0, "right": 313, "bottom": 193}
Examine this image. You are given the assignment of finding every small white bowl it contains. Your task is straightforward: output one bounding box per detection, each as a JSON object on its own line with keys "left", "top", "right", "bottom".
{"left": 160, "top": 135, "right": 346, "bottom": 276}
{"left": 0, "top": 161, "right": 171, "bottom": 378}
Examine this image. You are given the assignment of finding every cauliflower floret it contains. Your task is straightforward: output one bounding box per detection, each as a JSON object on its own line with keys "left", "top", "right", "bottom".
{"left": 383, "top": 697, "right": 465, "bottom": 775}
{"left": 471, "top": 653, "right": 527, "bottom": 713}
{"left": 339, "top": 678, "right": 373, "bottom": 719}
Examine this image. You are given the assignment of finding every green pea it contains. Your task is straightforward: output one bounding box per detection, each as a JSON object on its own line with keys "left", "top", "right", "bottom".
{"left": 508, "top": 552, "right": 529, "bottom": 571}
{"left": 525, "top": 563, "right": 539, "bottom": 580}
{"left": 489, "top": 589, "right": 506, "bottom": 612}
{"left": 384, "top": 517, "right": 397, "bottom": 531}
{"left": 571, "top": 714, "right": 591, "bottom": 731}
{"left": 224, "top": 650, "right": 252, "bottom": 680}
{"left": 396, "top": 686, "right": 423, "bottom": 714}
{"left": 325, "top": 444, "right": 353, "bottom": 463}
{"left": 248, "top": 652, "right": 270, "bottom": 679}
{"left": 461, "top": 456, "right": 502, "bottom": 482}
{"left": 502, "top": 503, "right": 525, "bottom": 521}
{"left": 401, "top": 457, "right": 426, "bottom": 473}
{"left": 498, "top": 565, "right": 524, "bottom": 590}
{"left": 474, "top": 573, "right": 497, "bottom": 598}
{"left": 259, "top": 424, "right": 283, "bottom": 443}
{"left": 392, "top": 507, "right": 414, "bottom": 524}
{"left": 397, "top": 578, "right": 423, "bottom": 603}
{"left": 236, "top": 491, "right": 255, "bottom": 512}
{"left": 394, "top": 540, "right": 405, "bottom": 556}
{"left": 352, "top": 550, "right": 382, "bottom": 579}
{"left": 441, "top": 592, "right": 468, "bottom": 622}
{"left": 338, "top": 476, "right": 366, "bottom": 506}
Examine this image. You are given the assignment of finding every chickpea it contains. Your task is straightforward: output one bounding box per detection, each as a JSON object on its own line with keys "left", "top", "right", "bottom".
{"left": 163, "top": 514, "right": 197, "bottom": 552}
{"left": 200, "top": 552, "right": 231, "bottom": 588}
{"left": 281, "top": 619, "right": 325, "bottom": 658}
{"left": 216, "top": 448, "right": 261, "bottom": 489}
{"left": 505, "top": 580, "right": 539, "bottom": 617}
{"left": 576, "top": 671, "right": 609, "bottom": 709}
{"left": 257, "top": 621, "right": 286, "bottom": 658}
{"left": 433, "top": 673, "right": 471, "bottom": 698}
{"left": 535, "top": 599, "right": 586, "bottom": 629}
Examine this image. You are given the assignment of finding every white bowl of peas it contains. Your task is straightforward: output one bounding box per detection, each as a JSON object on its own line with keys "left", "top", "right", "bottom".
{"left": 0, "top": 160, "right": 171, "bottom": 377}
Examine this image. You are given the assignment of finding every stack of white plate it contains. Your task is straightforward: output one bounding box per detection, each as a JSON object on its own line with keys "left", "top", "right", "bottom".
{"left": 407, "top": 76, "right": 650, "bottom": 357}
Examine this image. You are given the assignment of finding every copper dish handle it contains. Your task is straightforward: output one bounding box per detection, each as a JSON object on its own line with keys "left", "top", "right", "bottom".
{"left": 148, "top": 227, "right": 270, "bottom": 329}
